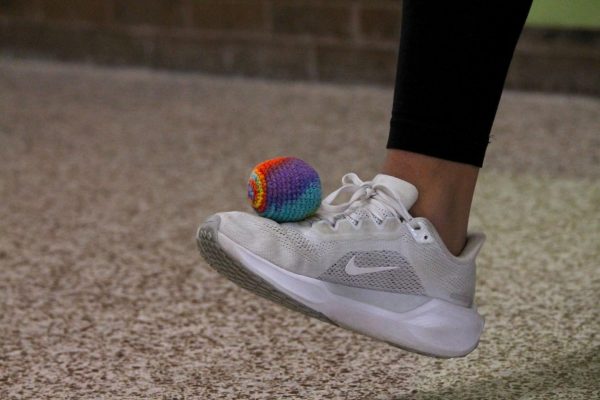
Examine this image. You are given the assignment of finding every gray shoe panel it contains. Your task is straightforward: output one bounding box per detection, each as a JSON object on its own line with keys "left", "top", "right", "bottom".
{"left": 318, "top": 251, "right": 425, "bottom": 295}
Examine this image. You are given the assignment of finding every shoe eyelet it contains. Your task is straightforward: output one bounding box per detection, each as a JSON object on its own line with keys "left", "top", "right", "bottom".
{"left": 408, "top": 221, "right": 434, "bottom": 244}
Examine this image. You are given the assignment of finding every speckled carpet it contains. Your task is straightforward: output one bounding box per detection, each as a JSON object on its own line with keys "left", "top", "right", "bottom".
{"left": 0, "top": 59, "right": 598, "bottom": 399}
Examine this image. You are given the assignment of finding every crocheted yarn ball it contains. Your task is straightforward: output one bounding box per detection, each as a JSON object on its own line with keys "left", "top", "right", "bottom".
{"left": 247, "top": 157, "right": 322, "bottom": 222}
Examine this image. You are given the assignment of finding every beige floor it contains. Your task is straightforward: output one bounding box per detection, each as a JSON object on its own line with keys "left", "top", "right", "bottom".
{"left": 0, "top": 59, "right": 598, "bottom": 399}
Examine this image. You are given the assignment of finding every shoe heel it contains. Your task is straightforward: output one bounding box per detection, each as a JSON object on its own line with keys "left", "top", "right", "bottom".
{"left": 334, "top": 298, "right": 484, "bottom": 358}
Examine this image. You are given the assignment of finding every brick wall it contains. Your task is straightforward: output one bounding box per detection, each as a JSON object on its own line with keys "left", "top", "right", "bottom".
{"left": 1, "top": 0, "right": 598, "bottom": 94}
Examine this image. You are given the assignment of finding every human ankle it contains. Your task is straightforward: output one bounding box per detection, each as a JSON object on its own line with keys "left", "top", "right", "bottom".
{"left": 381, "top": 149, "right": 479, "bottom": 256}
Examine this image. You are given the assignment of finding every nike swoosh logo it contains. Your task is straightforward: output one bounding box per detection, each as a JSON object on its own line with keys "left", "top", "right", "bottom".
{"left": 344, "top": 256, "right": 400, "bottom": 275}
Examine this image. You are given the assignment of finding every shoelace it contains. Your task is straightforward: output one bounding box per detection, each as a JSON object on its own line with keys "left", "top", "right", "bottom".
{"left": 316, "top": 173, "right": 414, "bottom": 227}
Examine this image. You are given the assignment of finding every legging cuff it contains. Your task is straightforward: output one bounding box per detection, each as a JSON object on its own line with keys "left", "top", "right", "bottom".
{"left": 387, "top": 118, "right": 489, "bottom": 168}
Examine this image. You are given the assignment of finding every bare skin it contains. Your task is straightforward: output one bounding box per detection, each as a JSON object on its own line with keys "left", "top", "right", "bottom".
{"left": 381, "top": 149, "right": 479, "bottom": 256}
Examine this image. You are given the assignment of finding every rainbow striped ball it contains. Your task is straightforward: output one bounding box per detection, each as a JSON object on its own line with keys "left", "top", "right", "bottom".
{"left": 247, "top": 157, "right": 322, "bottom": 222}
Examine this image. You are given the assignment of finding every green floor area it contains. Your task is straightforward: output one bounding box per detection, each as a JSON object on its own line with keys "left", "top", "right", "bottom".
{"left": 526, "top": 0, "right": 600, "bottom": 28}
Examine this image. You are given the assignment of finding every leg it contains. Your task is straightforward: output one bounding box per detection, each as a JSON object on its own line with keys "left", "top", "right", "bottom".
{"left": 383, "top": 150, "right": 478, "bottom": 255}
{"left": 383, "top": 0, "right": 533, "bottom": 255}
{"left": 198, "top": 0, "right": 533, "bottom": 357}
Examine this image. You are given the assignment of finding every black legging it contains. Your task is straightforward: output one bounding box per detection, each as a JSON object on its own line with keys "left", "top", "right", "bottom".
{"left": 387, "top": 1, "right": 534, "bottom": 167}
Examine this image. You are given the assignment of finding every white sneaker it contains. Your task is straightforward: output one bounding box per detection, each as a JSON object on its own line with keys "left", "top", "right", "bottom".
{"left": 197, "top": 173, "right": 486, "bottom": 358}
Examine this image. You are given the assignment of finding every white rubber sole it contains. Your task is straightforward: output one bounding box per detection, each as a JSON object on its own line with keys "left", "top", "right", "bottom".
{"left": 197, "top": 220, "right": 485, "bottom": 358}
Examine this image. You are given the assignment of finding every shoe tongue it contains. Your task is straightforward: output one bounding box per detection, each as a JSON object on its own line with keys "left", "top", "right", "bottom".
{"left": 372, "top": 174, "right": 418, "bottom": 209}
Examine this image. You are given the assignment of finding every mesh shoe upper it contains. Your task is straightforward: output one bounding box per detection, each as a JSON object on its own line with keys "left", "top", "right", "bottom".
{"left": 215, "top": 174, "right": 485, "bottom": 307}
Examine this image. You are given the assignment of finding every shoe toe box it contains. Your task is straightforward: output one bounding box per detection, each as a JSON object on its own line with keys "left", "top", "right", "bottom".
{"left": 202, "top": 211, "right": 324, "bottom": 276}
